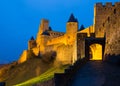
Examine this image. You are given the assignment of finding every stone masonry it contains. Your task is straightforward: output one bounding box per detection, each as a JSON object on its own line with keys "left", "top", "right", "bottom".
{"left": 18, "top": 2, "right": 120, "bottom": 64}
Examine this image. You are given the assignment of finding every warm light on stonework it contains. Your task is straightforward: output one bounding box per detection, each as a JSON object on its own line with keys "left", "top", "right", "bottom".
{"left": 18, "top": 50, "right": 28, "bottom": 63}
{"left": 90, "top": 44, "right": 102, "bottom": 60}
{"left": 79, "top": 26, "right": 94, "bottom": 37}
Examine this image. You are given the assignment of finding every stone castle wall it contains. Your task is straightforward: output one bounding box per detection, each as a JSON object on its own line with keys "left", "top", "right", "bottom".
{"left": 18, "top": 50, "right": 28, "bottom": 63}
{"left": 18, "top": 15, "right": 79, "bottom": 64}
{"left": 94, "top": 2, "right": 119, "bottom": 38}
{"left": 18, "top": 2, "right": 120, "bottom": 64}
{"left": 55, "top": 44, "right": 74, "bottom": 64}
{"left": 48, "top": 31, "right": 64, "bottom": 38}
{"left": 103, "top": 3, "right": 120, "bottom": 58}
{"left": 77, "top": 33, "right": 87, "bottom": 59}
{"left": 47, "top": 35, "right": 66, "bottom": 45}
{"left": 78, "top": 26, "right": 94, "bottom": 37}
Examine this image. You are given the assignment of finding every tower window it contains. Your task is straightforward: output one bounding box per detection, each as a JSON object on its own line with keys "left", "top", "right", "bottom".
{"left": 108, "top": 17, "right": 110, "bottom": 22}
{"left": 103, "top": 23, "right": 104, "bottom": 27}
{"left": 114, "top": 9, "right": 116, "bottom": 14}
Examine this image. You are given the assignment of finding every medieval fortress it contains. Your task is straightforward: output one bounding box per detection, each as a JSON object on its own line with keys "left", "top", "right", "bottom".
{"left": 18, "top": 2, "right": 120, "bottom": 64}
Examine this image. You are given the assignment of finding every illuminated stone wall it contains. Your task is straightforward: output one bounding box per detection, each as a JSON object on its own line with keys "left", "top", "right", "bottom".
{"left": 104, "top": 3, "right": 120, "bottom": 59}
{"left": 78, "top": 26, "right": 94, "bottom": 37}
{"left": 55, "top": 44, "right": 73, "bottom": 64}
{"left": 18, "top": 18, "right": 78, "bottom": 64}
{"left": 94, "top": 2, "right": 115, "bottom": 38}
{"left": 18, "top": 2, "right": 120, "bottom": 64}
{"left": 28, "top": 40, "right": 36, "bottom": 50}
{"left": 18, "top": 50, "right": 28, "bottom": 63}
{"left": 45, "top": 21, "right": 78, "bottom": 64}
{"left": 77, "top": 33, "right": 87, "bottom": 59}
{"left": 18, "top": 50, "right": 36, "bottom": 63}
{"left": 47, "top": 35, "right": 66, "bottom": 45}
{"left": 48, "top": 31, "right": 64, "bottom": 38}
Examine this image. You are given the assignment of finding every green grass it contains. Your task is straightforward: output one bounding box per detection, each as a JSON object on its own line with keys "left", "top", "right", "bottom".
{"left": 14, "top": 65, "right": 68, "bottom": 86}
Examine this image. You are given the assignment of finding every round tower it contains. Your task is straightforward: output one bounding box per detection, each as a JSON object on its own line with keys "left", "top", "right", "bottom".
{"left": 66, "top": 13, "right": 78, "bottom": 34}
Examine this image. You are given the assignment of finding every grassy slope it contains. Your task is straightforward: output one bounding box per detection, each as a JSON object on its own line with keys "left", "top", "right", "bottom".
{"left": 0, "top": 58, "right": 54, "bottom": 86}
{"left": 15, "top": 65, "right": 68, "bottom": 86}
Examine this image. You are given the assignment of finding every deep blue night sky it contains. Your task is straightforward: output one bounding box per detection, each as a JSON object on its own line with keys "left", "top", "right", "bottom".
{"left": 0, "top": 0, "right": 119, "bottom": 63}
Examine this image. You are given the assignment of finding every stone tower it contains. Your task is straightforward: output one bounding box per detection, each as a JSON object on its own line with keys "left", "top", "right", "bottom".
{"left": 66, "top": 14, "right": 78, "bottom": 45}
{"left": 39, "top": 19, "right": 49, "bottom": 34}
{"left": 66, "top": 14, "right": 78, "bottom": 63}
{"left": 36, "top": 19, "right": 49, "bottom": 47}
{"left": 94, "top": 2, "right": 114, "bottom": 38}
{"left": 28, "top": 36, "right": 36, "bottom": 50}
{"left": 104, "top": 2, "right": 120, "bottom": 60}
{"left": 66, "top": 14, "right": 78, "bottom": 34}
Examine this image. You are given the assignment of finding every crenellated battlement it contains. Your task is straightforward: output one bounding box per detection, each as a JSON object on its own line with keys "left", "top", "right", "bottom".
{"left": 96, "top": 2, "right": 113, "bottom": 7}
{"left": 96, "top": 2, "right": 120, "bottom": 8}
{"left": 106, "top": 2, "right": 112, "bottom": 7}
{"left": 18, "top": 2, "right": 120, "bottom": 65}
{"left": 115, "top": 2, "right": 120, "bottom": 6}
{"left": 94, "top": 2, "right": 120, "bottom": 37}
{"left": 95, "top": 3, "right": 103, "bottom": 7}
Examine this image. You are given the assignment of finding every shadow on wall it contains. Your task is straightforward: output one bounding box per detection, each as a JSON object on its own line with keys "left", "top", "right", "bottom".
{"left": 104, "top": 54, "right": 120, "bottom": 66}
{"left": 41, "top": 51, "right": 57, "bottom": 63}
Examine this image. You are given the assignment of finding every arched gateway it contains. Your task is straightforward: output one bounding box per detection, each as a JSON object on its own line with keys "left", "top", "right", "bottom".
{"left": 85, "top": 38, "right": 105, "bottom": 60}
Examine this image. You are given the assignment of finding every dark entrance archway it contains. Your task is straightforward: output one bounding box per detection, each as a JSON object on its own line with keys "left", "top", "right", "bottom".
{"left": 85, "top": 38, "right": 105, "bottom": 60}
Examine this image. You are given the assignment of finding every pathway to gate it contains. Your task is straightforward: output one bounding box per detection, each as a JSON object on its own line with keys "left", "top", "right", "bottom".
{"left": 71, "top": 61, "right": 120, "bottom": 86}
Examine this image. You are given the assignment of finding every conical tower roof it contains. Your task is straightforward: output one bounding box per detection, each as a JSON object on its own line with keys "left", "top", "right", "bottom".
{"left": 30, "top": 36, "right": 34, "bottom": 40}
{"left": 68, "top": 13, "right": 78, "bottom": 22}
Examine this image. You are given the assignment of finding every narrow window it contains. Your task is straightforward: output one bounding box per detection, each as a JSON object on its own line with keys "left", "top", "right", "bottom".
{"left": 108, "top": 17, "right": 110, "bottom": 22}
{"left": 114, "top": 9, "right": 116, "bottom": 14}
{"left": 103, "top": 23, "right": 104, "bottom": 27}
